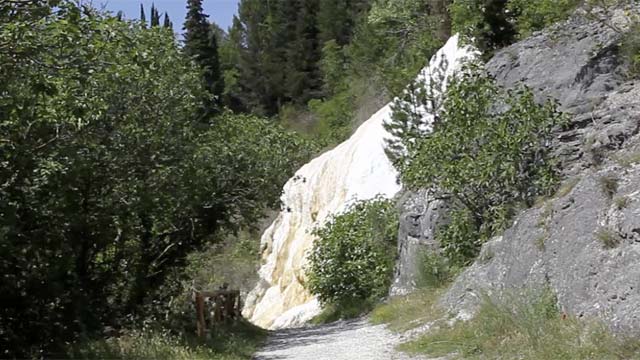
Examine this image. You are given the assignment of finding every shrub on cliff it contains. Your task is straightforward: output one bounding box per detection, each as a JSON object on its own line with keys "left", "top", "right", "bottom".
{"left": 307, "top": 198, "right": 398, "bottom": 309}
{"left": 395, "top": 65, "right": 565, "bottom": 264}
{"left": 450, "top": 0, "right": 580, "bottom": 53}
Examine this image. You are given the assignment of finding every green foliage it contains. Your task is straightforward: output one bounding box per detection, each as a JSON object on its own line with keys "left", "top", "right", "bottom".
{"left": 395, "top": 66, "right": 564, "bottom": 264}
{"left": 451, "top": 0, "right": 580, "bottom": 54}
{"left": 622, "top": 21, "right": 640, "bottom": 78}
{"left": 308, "top": 91, "right": 355, "bottom": 146}
{"left": 347, "top": 0, "right": 446, "bottom": 94}
{"left": 451, "top": 0, "right": 517, "bottom": 54}
{"left": 307, "top": 198, "right": 398, "bottom": 309}
{"left": 184, "top": 0, "right": 224, "bottom": 115}
{"left": 596, "top": 227, "right": 623, "bottom": 249}
{"left": 0, "top": 3, "right": 312, "bottom": 356}
{"left": 311, "top": 299, "right": 376, "bottom": 324}
{"left": 401, "top": 289, "right": 640, "bottom": 359}
{"left": 67, "top": 320, "right": 267, "bottom": 360}
{"left": 370, "top": 287, "right": 447, "bottom": 332}
{"left": 598, "top": 174, "right": 619, "bottom": 199}
{"left": 507, "top": 0, "right": 580, "bottom": 38}
{"left": 418, "top": 251, "right": 460, "bottom": 288}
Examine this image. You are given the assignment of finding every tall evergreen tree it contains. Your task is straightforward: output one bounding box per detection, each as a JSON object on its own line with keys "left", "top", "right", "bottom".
{"left": 140, "top": 3, "right": 146, "bottom": 26}
{"left": 184, "top": 0, "right": 224, "bottom": 115}
{"left": 163, "top": 12, "right": 173, "bottom": 29}
{"left": 150, "top": 3, "right": 160, "bottom": 27}
{"left": 285, "top": 0, "right": 322, "bottom": 103}
{"left": 318, "top": 0, "right": 370, "bottom": 46}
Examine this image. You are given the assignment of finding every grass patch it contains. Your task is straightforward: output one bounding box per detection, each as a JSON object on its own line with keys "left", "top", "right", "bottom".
{"left": 311, "top": 299, "right": 375, "bottom": 324}
{"left": 555, "top": 177, "right": 581, "bottom": 198}
{"left": 615, "top": 151, "right": 640, "bottom": 168}
{"left": 614, "top": 195, "right": 631, "bottom": 210}
{"left": 67, "top": 320, "right": 267, "bottom": 360}
{"left": 598, "top": 174, "right": 620, "bottom": 199}
{"left": 371, "top": 252, "right": 456, "bottom": 332}
{"left": 535, "top": 234, "right": 547, "bottom": 251}
{"left": 400, "top": 289, "right": 640, "bottom": 359}
{"left": 370, "top": 288, "right": 447, "bottom": 332}
{"left": 596, "top": 227, "right": 623, "bottom": 249}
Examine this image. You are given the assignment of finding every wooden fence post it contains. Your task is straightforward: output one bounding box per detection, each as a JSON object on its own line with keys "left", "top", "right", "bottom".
{"left": 195, "top": 292, "right": 205, "bottom": 338}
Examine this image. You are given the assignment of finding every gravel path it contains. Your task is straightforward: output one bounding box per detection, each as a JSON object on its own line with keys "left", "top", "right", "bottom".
{"left": 253, "top": 318, "right": 428, "bottom": 360}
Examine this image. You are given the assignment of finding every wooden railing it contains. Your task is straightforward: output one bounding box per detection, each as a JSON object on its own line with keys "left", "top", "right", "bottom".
{"left": 194, "top": 288, "right": 242, "bottom": 338}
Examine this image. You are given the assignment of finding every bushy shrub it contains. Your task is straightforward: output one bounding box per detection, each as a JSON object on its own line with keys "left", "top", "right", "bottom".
{"left": 451, "top": 0, "right": 580, "bottom": 54}
{"left": 450, "top": 0, "right": 517, "bottom": 54}
{"left": 507, "top": 0, "right": 580, "bottom": 39}
{"left": 307, "top": 198, "right": 398, "bottom": 309}
{"left": 395, "top": 65, "right": 565, "bottom": 264}
{"left": 418, "top": 251, "right": 459, "bottom": 289}
{"left": 622, "top": 22, "right": 640, "bottom": 77}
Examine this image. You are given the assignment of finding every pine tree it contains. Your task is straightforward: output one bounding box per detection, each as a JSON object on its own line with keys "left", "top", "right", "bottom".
{"left": 140, "top": 3, "right": 146, "bottom": 27}
{"left": 150, "top": 3, "right": 160, "bottom": 27}
{"left": 163, "top": 12, "right": 173, "bottom": 29}
{"left": 285, "top": 0, "right": 322, "bottom": 103}
{"left": 184, "top": 0, "right": 224, "bottom": 115}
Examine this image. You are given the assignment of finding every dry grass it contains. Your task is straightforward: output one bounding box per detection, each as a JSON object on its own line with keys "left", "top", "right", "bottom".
{"left": 598, "top": 174, "right": 620, "bottom": 199}
{"left": 596, "top": 227, "right": 623, "bottom": 249}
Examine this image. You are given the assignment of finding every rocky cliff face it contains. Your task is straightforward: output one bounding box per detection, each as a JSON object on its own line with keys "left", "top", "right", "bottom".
{"left": 429, "top": 7, "right": 640, "bottom": 332}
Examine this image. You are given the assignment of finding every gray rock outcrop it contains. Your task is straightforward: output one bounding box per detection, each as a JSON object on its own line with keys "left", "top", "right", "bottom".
{"left": 443, "top": 148, "right": 640, "bottom": 332}
{"left": 486, "top": 6, "right": 640, "bottom": 174}
{"left": 391, "top": 190, "right": 449, "bottom": 296}
{"left": 439, "top": 6, "right": 640, "bottom": 333}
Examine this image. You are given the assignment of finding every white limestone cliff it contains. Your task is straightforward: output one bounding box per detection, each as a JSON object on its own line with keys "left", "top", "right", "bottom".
{"left": 243, "top": 35, "right": 476, "bottom": 329}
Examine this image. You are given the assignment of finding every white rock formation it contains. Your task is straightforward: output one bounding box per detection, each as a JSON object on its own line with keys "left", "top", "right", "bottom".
{"left": 243, "top": 35, "right": 476, "bottom": 329}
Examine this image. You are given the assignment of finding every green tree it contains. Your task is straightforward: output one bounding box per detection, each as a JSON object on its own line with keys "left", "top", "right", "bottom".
{"left": 451, "top": 0, "right": 517, "bottom": 54}
{"left": 163, "top": 11, "right": 173, "bottom": 28}
{"left": 397, "top": 66, "right": 565, "bottom": 263}
{"left": 184, "top": 0, "right": 224, "bottom": 116}
{"left": 140, "top": 2, "right": 146, "bottom": 26}
{"left": 307, "top": 198, "right": 398, "bottom": 307}
{"left": 507, "top": 0, "right": 580, "bottom": 38}
{"left": 0, "top": 2, "right": 314, "bottom": 356}
{"left": 150, "top": 3, "right": 160, "bottom": 27}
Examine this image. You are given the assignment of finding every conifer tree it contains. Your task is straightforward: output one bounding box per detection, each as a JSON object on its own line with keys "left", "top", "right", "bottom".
{"left": 163, "top": 12, "right": 173, "bottom": 29}
{"left": 140, "top": 3, "right": 146, "bottom": 27}
{"left": 150, "top": 3, "right": 160, "bottom": 27}
{"left": 184, "top": 0, "right": 224, "bottom": 115}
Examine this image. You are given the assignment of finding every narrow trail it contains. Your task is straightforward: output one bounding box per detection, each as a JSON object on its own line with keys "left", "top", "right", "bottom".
{"left": 253, "top": 318, "right": 431, "bottom": 360}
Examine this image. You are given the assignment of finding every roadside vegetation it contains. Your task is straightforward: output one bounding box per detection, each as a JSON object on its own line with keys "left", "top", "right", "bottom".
{"left": 401, "top": 290, "right": 640, "bottom": 360}
{"left": 67, "top": 321, "right": 266, "bottom": 360}
{"left": 0, "top": 2, "right": 308, "bottom": 358}
{"left": 307, "top": 198, "right": 398, "bottom": 322}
